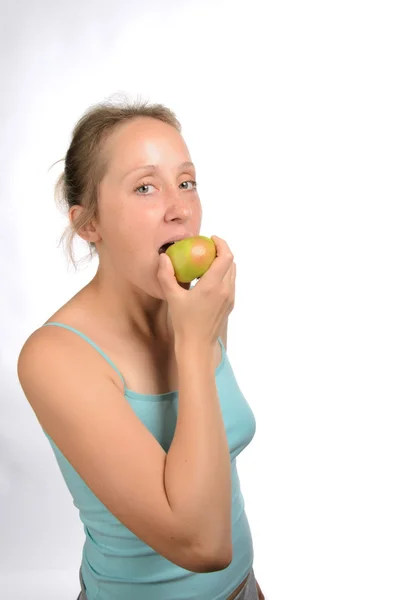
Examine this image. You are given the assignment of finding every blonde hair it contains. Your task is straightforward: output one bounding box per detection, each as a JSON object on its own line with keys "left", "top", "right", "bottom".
{"left": 52, "top": 95, "right": 182, "bottom": 269}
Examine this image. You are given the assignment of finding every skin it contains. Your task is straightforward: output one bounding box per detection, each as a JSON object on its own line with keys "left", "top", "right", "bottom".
{"left": 71, "top": 116, "right": 202, "bottom": 345}
{"left": 69, "top": 116, "right": 264, "bottom": 599}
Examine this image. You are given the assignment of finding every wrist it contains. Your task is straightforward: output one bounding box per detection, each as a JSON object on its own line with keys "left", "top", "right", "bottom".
{"left": 174, "top": 337, "right": 213, "bottom": 366}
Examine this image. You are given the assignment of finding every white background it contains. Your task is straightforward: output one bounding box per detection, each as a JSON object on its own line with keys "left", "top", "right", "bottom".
{"left": 1, "top": 0, "right": 396, "bottom": 598}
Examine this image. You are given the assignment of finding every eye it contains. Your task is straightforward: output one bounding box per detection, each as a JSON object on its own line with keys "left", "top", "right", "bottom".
{"left": 134, "top": 183, "right": 156, "bottom": 195}
{"left": 179, "top": 180, "right": 197, "bottom": 190}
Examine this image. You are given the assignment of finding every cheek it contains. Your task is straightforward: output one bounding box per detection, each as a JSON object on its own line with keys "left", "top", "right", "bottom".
{"left": 191, "top": 199, "right": 203, "bottom": 225}
{"left": 103, "top": 202, "right": 157, "bottom": 248}
{"left": 195, "top": 206, "right": 203, "bottom": 229}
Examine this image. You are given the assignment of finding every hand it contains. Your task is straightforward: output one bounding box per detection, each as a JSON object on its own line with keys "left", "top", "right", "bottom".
{"left": 256, "top": 578, "right": 265, "bottom": 600}
{"left": 157, "top": 235, "right": 236, "bottom": 347}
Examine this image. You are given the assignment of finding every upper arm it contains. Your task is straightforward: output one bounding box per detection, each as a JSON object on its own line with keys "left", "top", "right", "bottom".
{"left": 17, "top": 327, "right": 216, "bottom": 572}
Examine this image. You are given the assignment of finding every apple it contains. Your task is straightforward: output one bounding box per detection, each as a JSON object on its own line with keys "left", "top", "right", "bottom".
{"left": 163, "top": 236, "right": 216, "bottom": 283}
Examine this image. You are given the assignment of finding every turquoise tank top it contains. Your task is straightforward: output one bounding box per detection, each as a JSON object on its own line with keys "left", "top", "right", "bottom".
{"left": 41, "top": 322, "right": 257, "bottom": 600}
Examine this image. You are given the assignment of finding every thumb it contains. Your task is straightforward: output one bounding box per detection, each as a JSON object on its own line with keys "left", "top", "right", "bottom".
{"left": 157, "top": 253, "right": 180, "bottom": 295}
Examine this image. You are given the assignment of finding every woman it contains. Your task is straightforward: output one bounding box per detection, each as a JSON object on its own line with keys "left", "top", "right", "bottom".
{"left": 17, "top": 99, "right": 265, "bottom": 600}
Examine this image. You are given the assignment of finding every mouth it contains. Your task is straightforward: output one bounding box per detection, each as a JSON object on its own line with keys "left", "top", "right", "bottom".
{"left": 158, "top": 241, "right": 177, "bottom": 255}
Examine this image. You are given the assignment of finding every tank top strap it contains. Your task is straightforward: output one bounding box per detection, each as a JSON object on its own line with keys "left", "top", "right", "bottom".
{"left": 42, "top": 322, "right": 126, "bottom": 390}
{"left": 218, "top": 336, "right": 226, "bottom": 352}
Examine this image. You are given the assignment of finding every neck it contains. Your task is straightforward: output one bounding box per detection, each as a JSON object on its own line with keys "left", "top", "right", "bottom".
{"left": 85, "top": 269, "right": 173, "bottom": 344}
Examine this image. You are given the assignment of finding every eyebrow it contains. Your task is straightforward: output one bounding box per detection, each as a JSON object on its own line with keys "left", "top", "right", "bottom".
{"left": 121, "top": 161, "right": 195, "bottom": 181}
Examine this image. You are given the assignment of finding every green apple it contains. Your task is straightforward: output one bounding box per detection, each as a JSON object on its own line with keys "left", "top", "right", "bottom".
{"left": 165, "top": 236, "right": 216, "bottom": 283}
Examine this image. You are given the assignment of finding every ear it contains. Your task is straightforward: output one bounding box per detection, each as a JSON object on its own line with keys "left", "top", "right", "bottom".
{"left": 69, "top": 205, "right": 102, "bottom": 244}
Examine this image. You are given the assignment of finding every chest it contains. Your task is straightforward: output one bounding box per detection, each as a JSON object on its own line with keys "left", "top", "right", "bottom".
{"left": 100, "top": 336, "right": 223, "bottom": 396}
{"left": 122, "top": 343, "right": 257, "bottom": 458}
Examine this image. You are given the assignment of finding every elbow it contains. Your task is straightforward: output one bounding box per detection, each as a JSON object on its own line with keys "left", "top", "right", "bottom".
{"left": 190, "top": 542, "right": 233, "bottom": 573}
{"left": 205, "top": 549, "right": 233, "bottom": 572}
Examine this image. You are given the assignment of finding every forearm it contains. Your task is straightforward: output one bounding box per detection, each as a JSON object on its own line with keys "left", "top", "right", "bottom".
{"left": 164, "top": 341, "right": 232, "bottom": 555}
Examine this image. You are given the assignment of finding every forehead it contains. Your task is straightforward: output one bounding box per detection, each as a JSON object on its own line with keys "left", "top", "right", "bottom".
{"left": 103, "top": 117, "right": 191, "bottom": 174}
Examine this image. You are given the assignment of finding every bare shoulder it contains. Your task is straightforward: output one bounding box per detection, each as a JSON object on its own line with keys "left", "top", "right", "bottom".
{"left": 17, "top": 322, "right": 118, "bottom": 414}
{"left": 18, "top": 288, "right": 127, "bottom": 393}
{"left": 18, "top": 318, "right": 120, "bottom": 393}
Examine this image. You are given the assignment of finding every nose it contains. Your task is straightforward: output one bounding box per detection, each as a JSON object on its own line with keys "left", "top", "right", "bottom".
{"left": 164, "top": 194, "right": 192, "bottom": 223}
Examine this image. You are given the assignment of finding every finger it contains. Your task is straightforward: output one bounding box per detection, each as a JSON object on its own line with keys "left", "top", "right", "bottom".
{"left": 157, "top": 253, "right": 184, "bottom": 296}
{"left": 198, "top": 236, "right": 234, "bottom": 285}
